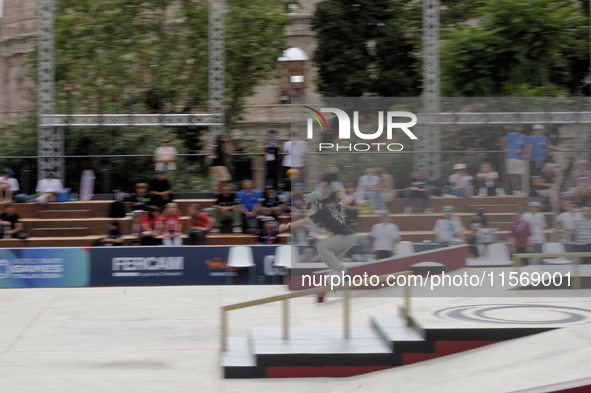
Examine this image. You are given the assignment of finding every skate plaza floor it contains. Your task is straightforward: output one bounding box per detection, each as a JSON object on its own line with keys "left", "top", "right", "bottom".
{"left": 2, "top": 269, "right": 591, "bottom": 393}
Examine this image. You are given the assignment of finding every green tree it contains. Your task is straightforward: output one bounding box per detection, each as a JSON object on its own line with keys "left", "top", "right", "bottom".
{"left": 441, "top": 0, "right": 589, "bottom": 96}
{"left": 311, "top": 0, "right": 420, "bottom": 97}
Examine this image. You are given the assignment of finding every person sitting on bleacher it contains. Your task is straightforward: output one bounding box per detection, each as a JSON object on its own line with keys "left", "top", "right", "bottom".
{"left": 259, "top": 217, "right": 278, "bottom": 244}
{"left": 149, "top": 171, "right": 173, "bottom": 207}
{"left": 522, "top": 201, "right": 547, "bottom": 262}
{"left": 476, "top": 162, "right": 502, "bottom": 196}
{"left": 0, "top": 204, "right": 24, "bottom": 239}
{"left": 36, "top": 173, "right": 64, "bottom": 205}
{"left": 531, "top": 163, "right": 559, "bottom": 212}
{"left": 129, "top": 183, "right": 156, "bottom": 211}
{"left": 0, "top": 168, "right": 19, "bottom": 203}
{"left": 139, "top": 208, "right": 161, "bottom": 246}
{"left": 159, "top": 203, "right": 183, "bottom": 246}
{"left": 433, "top": 206, "right": 464, "bottom": 247}
{"left": 260, "top": 186, "right": 284, "bottom": 221}
{"left": 237, "top": 180, "right": 263, "bottom": 235}
{"left": 404, "top": 170, "right": 433, "bottom": 214}
{"left": 186, "top": 204, "right": 215, "bottom": 245}
{"left": 449, "top": 163, "right": 473, "bottom": 197}
{"left": 211, "top": 185, "right": 243, "bottom": 234}
{"left": 96, "top": 221, "right": 125, "bottom": 246}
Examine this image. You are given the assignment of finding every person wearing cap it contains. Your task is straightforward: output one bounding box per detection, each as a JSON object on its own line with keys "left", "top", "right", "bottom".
{"left": 449, "top": 163, "right": 473, "bottom": 197}
{"left": 260, "top": 185, "right": 284, "bottom": 221}
{"left": 523, "top": 124, "right": 563, "bottom": 177}
{"left": 279, "top": 191, "right": 356, "bottom": 277}
{"left": 501, "top": 125, "right": 528, "bottom": 196}
{"left": 0, "top": 168, "right": 19, "bottom": 203}
{"left": 210, "top": 133, "right": 233, "bottom": 193}
{"left": 149, "top": 171, "right": 173, "bottom": 207}
{"left": 153, "top": 137, "right": 178, "bottom": 173}
{"left": 370, "top": 212, "right": 400, "bottom": 260}
{"left": 35, "top": 173, "right": 64, "bottom": 205}
{"left": 433, "top": 206, "right": 464, "bottom": 247}
{"left": 523, "top": 201, "right": 548, "bottom": 262}
{"left": 283, "top": 168, "right": 300, "bottom": 192}
{"left": 574, "top": 206, "right": 591, "bottom": 263}
{"left": 510, "top": 207, "right": 531, "bottom": 264}
{"left": 571, "top": 160, "right": 591, "bottom": 206}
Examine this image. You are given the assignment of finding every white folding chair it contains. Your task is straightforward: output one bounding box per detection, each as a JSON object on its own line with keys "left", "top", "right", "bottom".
{"left": 484, "top": 243, "right": 513, "bottom": 267}
{"left": 274, "top": 245, "right": 300, "bottom": 269}
{"left": 542, "top": 242, "right": 572, "bottom": 265}
{"left": 395, "top": 241, "right": 415, "bottom": 258}
{"left": 226, "top": 246, "right": 256, "bottom": 284}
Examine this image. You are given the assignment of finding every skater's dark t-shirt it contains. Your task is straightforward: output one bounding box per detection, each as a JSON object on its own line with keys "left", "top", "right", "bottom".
{"left": 310, "top": 202, "right": 355, "bottom": 236}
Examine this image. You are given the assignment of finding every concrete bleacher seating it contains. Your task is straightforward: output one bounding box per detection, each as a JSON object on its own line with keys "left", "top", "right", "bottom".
{"left": 0, "top": 195, "right": 550, "bottom": 248}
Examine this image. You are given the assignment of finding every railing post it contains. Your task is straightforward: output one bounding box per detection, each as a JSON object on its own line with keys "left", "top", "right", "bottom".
{"left": 344, "top": 285, "right": 350, "bottom": 339}
{"left": 574, "top": 255, "right": 581, "bottom": 290}
{"left": 404, "top": 273, "right": 411, "bottom": 327}
{"left": 282, "top": 299, "right": 289, "bottom": 340}
{"left": 221, "top": 308, "right": 228, "bottom": 351}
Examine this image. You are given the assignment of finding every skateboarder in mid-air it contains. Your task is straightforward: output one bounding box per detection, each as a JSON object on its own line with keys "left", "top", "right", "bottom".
{"left": 279, "top": 191, "right": 357, "bottom": 278}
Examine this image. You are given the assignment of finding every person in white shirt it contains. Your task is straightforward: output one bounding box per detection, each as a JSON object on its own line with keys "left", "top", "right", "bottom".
{"left": 433, "top": 205, "right": 464, "bottom": 247}
{"left": 370, "top": 213, "right": 400, "bottom": 260}
{"left": 356, "top": 168, "right": 386, "bottom": 213}
{"left": 0, "top": 168, "right": 19, "bottom": 203}
{"left": 153, "top": 137, "right": 178, "bottom": 172}
{"left": 282, "top": 136, "right": 309, "bottom": 183}
{"left": 449, "top": 163, "right": 473, "bottom": 197}
{"left": 556, "top": 201, "right": 582, "bottom": 250}
{"left": 35, "top": 173, "right": 64, "bottom": 205}
{"left": 522, "top": 201, "right": 547, "bottom": 262}
{"left": 476, "top": 162, "right": 503, "bottom": 196}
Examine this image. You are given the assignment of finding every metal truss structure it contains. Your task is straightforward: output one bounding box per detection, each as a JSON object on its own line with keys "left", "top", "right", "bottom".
{"left": 416, "top": 0, "right": 441, "bottom": 180}
{"left": 36, "top": 0, "right": 225, "bottom": 181}
{"left": 209, "top": 0, "right": 225, "bottom": 138}
{"left": 39, "top": 114, "right": 223, "bottom": 127}
{"left": 37, "top": 0, "right": 63, "bottom": 180}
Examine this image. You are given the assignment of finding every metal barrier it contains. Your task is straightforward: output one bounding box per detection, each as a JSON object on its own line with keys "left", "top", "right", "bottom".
{"left": 220, "top": 271, "right": 412, "bottom": 351}
{"left": 513, "top": 252, "right": 591, "bottom": 290}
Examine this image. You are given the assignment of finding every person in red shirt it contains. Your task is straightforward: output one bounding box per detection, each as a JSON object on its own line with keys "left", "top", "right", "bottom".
{"left": 186, "top": 204, "right": 215, "bottom": 245}
{"left": 510, "top": 207, "right": 531, "bottom": 266}
{"left": 139, "top": 209, "right": 161, "bottom": 245}
{"left": 160, "top": 203, "right": 183, "bottom": 246}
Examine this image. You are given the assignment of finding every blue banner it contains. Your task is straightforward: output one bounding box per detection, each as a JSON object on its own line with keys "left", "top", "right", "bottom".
{"left": 90, "top": 245, "right": 283, "bottom": 286}
{"left": 0, "top": 248, "right": 90, "bottom": 288}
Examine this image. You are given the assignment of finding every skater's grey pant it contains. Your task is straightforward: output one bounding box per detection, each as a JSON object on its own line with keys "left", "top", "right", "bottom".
{"left": 317, "top": 234, "right": 357, "bottom": 274}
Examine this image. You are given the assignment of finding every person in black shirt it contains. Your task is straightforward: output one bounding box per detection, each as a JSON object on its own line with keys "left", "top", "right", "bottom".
{"left": 531, "top": 163, "right": 559, "bottom": 212}
{"left": 404, "top": 170, "right": 433, "bottom": 213}
{"left": 264, "top": 130, "right": 281, "bottom": 188}
{"left": 211, "top": 185, "right": 243, "bottom": 233}
{"left": 0, "top": 204, "right": 23, "bottom": 239}
{"left": 259, "top": 218, "right": 278, "bottom": 244}
{"left": 149, "top": 171, "right": 173, "bottom": 207}
{"left": 261, "top": 186, "right": 284, "bottom": 221}
{"left": 129, "top": 183, "right": 156, "bottom": 211}
{"left": 279, "top": 191, "right": 356, "bottom": 276}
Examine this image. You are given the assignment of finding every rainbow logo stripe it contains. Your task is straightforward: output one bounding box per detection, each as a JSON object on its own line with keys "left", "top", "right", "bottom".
{"left": 303, "top": 106, "right": 328, "bottom": 130}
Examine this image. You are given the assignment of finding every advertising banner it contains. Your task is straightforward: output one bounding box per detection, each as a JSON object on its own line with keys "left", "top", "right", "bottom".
{"left": 90, "top": 245, "right": 283, "bottom": 287}
{"left": 0, "top": 248, "right": 90, "bottom": 288}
